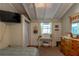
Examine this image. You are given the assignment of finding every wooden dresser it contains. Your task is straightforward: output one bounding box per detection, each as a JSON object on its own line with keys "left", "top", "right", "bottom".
{"left": 60, "top": 37, "right": 79, "bottom": 56}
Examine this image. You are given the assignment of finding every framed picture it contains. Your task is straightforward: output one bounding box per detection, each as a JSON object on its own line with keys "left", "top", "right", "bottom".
{"left": 55, "top": 25, "right": 59, "bottom": 28}
{"left": 33, "top": 30, "right": 38, "bottom": 34}
{"left": 55, "top": 29, "right": 59, "bottom": 31}
{"left": 33, "top": 26, "right": 38, "bottom": 34}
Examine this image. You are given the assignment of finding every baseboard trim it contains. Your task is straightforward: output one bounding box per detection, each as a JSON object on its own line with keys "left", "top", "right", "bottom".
{"left": 27, "top": 45, "right": 52, "bottom": 48}
{"left": 27, "top": 45, "right": 38, "bottom": 47}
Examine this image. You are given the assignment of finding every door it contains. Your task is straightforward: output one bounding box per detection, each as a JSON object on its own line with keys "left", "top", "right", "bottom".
{"left": 24, "top": 21, "right": 29, "bottom": 47}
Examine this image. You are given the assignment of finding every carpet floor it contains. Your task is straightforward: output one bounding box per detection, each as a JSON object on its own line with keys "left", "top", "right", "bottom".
{"left": 38, "top": 47, "right": 64, "bottom": 56}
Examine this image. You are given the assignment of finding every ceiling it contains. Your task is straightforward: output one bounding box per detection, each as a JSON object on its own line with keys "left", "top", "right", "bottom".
{"left": 22, "top": 3, "right": 74, "bottom": 21}
{"left": 0, "top": 3, "right": 74, "bottom": 21}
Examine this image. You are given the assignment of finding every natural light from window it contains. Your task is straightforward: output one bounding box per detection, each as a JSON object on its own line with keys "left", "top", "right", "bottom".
{"left": 72, "top": 23, "right": 79, "bottom": 35}
{"left": 40, "top": 23, "right": 52, "bottom": 34}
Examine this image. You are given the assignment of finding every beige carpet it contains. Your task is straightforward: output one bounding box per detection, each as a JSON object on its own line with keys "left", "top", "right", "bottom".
{"left": 38, "top": 47, "right": 64, "bottom": 56}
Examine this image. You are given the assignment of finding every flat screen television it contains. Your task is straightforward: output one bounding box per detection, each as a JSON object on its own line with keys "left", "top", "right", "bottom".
{"left": 0, "top": 10, "right": 21, "bottom": 23}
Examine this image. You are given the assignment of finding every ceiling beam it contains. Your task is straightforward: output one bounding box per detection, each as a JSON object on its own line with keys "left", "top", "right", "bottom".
{"left": 23, "top": 3, "right": 36, "bottom": 21}
{"left": 10, "top": 3, "right": 31, "bottom": 21}
{"left": 43, "top": 4, "right": 48, "bottom": 20}
{"left": 21, "top": 4, "right": 31, "bottom": 21}
{"left": 52, "top": 3, "right": 62, "bottom": 19}
{"left": 59, "top": 3, "right": 74, "bottom": 19}
{"left": 8, "top": 3, "right": 18, "bottom": 12}
{"left": 33, "top": 3, "right": 38, "bottom": 20}
{"left": 35, "top": 3, "right": 47, "bottom": 20}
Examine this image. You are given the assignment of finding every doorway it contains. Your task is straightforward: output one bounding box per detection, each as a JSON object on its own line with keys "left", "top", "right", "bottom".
{"left": 23, "top": 20, "right": 30, "bottom": 47}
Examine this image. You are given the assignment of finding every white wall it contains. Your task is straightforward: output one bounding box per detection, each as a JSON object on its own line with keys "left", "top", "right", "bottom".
{"left": 23, "top": 22, "right": 29, "bottom": 47}
{"left": 0, "top": 17, "right": 23, "bottom": 48}
{"left": 30, "top": 22, "right": 40, "bottom": 45}
{"left": 0, "top": 15, "right": 30, "bottom": 48}
{"left": 51, "top": 19, "right": 62, "bottom": 46}
{"left": 61, "top": 4, "right": 79, "bottom": 35}
{"left": 0, "top": 22, "right": 10, "bottom": 49}
{"left": 9, "top": 23, "right": 23, "bottom": 47}
{"left": 0, "top": 3, "right": 19, "bottom": 49}
{"left": 30, "top": 19, "right": 62, "bottom": 47}
{"left": 0, "top": 4, "right": 30, "bottom": 48}
{"left": 9, "top": 15, "right": 30, "bottom": 47}
{"left": 22, "top": 16, "right": 30, "bottom": 47}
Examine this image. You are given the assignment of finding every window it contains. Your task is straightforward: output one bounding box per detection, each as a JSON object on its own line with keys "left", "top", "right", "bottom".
{"left": 41, "top": 23, "right": 52, "bottom": 34}
{"left": 72, "top": 23, "right": 79, "bottom": 35}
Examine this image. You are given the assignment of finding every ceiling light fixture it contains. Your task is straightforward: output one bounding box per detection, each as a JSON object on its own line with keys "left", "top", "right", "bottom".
{"left": 35, "top": 3, "right": 46, "bottom": 8}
